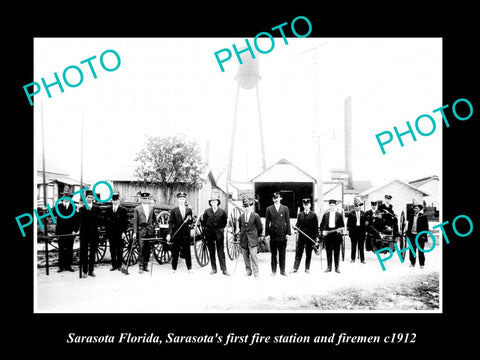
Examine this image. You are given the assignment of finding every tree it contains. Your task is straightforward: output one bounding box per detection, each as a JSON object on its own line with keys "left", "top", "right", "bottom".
{"left": 134, "top": 135, "right": 206, "bottom": 200}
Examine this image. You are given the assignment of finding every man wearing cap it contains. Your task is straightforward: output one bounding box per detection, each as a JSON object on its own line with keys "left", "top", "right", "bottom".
{"left": 265, "top": 192, "right": 291, "bottom": 276}
{"left": 167, "top": 192, "right": 193, "bottom": 273}
{"left": 406, "top": 203, "right": 429, "bottom": 268}
{"left": 379, "top": 194, "right": 399, "bottom": 238}
{"left": 365, "top": 201, "right": 387, "bottom": 252}
{"left": 291, "top": 198, "right": 318, "bottom": 274}
{"left": 55, "top": 192, "right": 78, "bottom": 272}
{"left": 201, "top": 196, "right": 230, "bottom": 276}
{"left": 78, "top": 190, "right": 100, "bottom": 278}
{"left": 347, "top": 198, "right": 367, "bottom": 263}
{"left": 320, "top": 199, "right": 345, "bottom": 273}
{"left": 106, "top": 194, "right": 129, "bottom": 271}
{"left": 133, "top": 192, "right": 154, "bottom": 274}
{"left": 239, "top": 197, "right": 263, "bottom": 280}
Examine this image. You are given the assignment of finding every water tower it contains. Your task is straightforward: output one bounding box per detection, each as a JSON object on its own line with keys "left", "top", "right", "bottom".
{"left": 226, "top": 57, "right": 267, "bottom": 186}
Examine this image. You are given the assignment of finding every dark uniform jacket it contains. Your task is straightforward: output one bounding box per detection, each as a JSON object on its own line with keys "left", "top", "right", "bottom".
{"left": 295, "top": 211, "right": 318, "bottom": 242}
{"left": 133, "top": 204, "right": 154, "bottom": 238}
{"left": 365, "top": 209, "right": 386, "bottom": 236}
{"left": 201, "top": 207, "right": 227, "bottom": 242}
{"left": 78, "top": 204, "right": 100, "bottom": 240}
{"left": 265, "top": 204, "right": 291, "bottom": 241}
{"left": 106, "top": 205, "right": 129, "bottom": 238}
{"left": 347, "top": 210, "right": 367, "bottom": 235}
{"left": 320, "top": 211, "right": 345, "bottom": 243}
{"left": 55, "top": 202, "right": 78, "bottom": 235}
{"left": 239, "top": 211, "right": 263, "bottom": 249}
{"left": 406, "top": 212, "right": 429, "bottom": 241}
{"left": 168, "top": 206, "right": 193, "bottom": 241}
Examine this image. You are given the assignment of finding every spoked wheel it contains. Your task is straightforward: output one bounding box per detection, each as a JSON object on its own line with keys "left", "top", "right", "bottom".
{"left": 152, "top": 211, "right": 172, "bottom": 264}
{"left": 226, "top": 207, "right": 242, "bottom": 260}
{"left": 193, "top": 216, "right": 209, "bottom": 267}
{"left": 96, "top": 231, "right": 107, "bottom": 263}
{"left": 398, "top": 210, "right": 407, "bottom": 260}
{"left": 122, "top": 228, "right": 138, "bottom": 266}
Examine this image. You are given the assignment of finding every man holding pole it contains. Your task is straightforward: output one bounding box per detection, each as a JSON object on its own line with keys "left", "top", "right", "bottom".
{"left": 290, "top": 198, "right": 318, "bottom": 274}
{"left": 167, "top": 192, "right": 193, "bottom": 273}
{"left": 201, "top": 195, "right": 230, "bottom": 276}
{"left": 320, "top": 199, "right": 345, "bottom": 273}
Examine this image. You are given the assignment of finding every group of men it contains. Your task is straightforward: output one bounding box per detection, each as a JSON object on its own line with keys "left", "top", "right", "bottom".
{"left": 53, "top": 189, "right": 430, "bottom": 279}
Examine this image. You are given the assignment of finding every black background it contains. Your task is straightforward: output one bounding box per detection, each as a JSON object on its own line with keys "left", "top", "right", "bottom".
{"left": 7, "top": 4, "right": 478, "bottom": 357}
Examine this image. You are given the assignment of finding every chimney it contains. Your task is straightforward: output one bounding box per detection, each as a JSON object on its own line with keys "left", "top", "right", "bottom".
{"left": 345, "top": 96, "right": 353, "bottom": 190}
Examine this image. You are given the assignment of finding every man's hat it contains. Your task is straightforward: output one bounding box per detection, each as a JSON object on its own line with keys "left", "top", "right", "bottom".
{"left": 328, "top": 199, "right": 337, "bottom": 205}
{"left": 302, "top": 198, "right": 311, "bottom": 204}
{"left": 140, "top": 192, "right": 150, "bottom": 198}
{"left": 353, "top": 197, "right": 363, "bottom": 207}
{"left": 272, "top": 192, "right": 282, "bottom": 199}
{"left": 85, "top": 190, "right": 94, "bottom": 197}
{"left": 112, "top": 194, "right": 120, "bottom": 201}
{"left": 242, "top": 197, "right": 253, "bottom": 207}
{"left": 176, "top": 192, "right": 187, "bottom": 198}
{"left": 412, "top": 201, "right": 423, "bottom": 210}
{"left": 384, "top": 194, "right": 392, "bottom": 200}
{"left": 208, "top": 196, "right": 221, "bottom": 206}
{"left": 371, "top": 201, "right": 378, "bottom": 206}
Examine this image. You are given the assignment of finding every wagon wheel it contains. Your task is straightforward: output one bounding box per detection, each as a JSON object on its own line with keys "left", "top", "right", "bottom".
{"left": 96, "top": 231, "right": 107, "bottom": 263}
{"left": 226, "top": 207, "right": 242, "bottom": 260}
{"left": 122, "top": 228, "right": 138, "bottom": 266}
{"left": 153, "top": 211, "right": 172, "bottom": 264}
{"left": 193, "top": 216, "right": 209, "bottom": 267}
{"left": 398, "top": 210, "right": 407, "bottom": 260}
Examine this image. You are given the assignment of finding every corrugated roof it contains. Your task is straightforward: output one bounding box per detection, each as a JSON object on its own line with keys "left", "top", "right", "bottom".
{"left": 409, "top": 175, "right": 439, "bottom": 188}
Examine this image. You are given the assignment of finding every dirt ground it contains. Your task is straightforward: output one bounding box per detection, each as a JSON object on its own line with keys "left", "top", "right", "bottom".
{"left": 36, "top": 238, "right": 441, "bottom": 313}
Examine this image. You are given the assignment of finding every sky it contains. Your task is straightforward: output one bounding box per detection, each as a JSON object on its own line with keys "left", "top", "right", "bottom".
{"left": 34, "top": 37, "right": 442, "bottom": 189}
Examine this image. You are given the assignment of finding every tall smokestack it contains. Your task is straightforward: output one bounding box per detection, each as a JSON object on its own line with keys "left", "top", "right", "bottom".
{"left": 345, "top": 96, "right": 353, "bottom": 190}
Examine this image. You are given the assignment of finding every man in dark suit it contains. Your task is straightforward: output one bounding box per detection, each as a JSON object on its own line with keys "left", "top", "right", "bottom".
{"left": 167, "top": 192, "right": 193, "bottom": 273}
{"left": 201, "top": 195, "right": 230, "bottom": 276}
{"left": 265, "top": 192, "right": 291, "bottom": 276}
{"left": 78, "top": 190, "right": 100, "bottom": 278}
{"left": 239, "top": 197, "right": 263, "bottom": 280}
{"left": 406, "top": 203, "right": 429, "bottom": 268}
{"left": 347, "top": 198, "right": 367, "bottom": 263}
{"left": 320, "top": 199, "right": 345, "bottom": 273}
{"left": 106, "top": 194, "right": 129, "bottom": 271}
{"left": 291, "top": 198, "right": 318, "bottom": 274}
{"left": 379, "top": 194, "right": 398, "bottom": 237}
{"left": 133, "top": 192, "right": 154, "bottom": 274}
{"left": 55, "top": 192, "right": 77, "bottom": 272}
{"left": 365, "top": 200, "right": 385, "bottom": 252}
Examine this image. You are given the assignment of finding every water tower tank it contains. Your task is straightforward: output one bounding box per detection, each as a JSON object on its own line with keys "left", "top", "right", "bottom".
{"left": 235, "top": 57, "right": 261, "bottom": 89}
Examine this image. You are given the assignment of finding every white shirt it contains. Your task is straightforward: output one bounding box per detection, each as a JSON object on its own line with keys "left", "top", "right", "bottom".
{"left": 113, "top": 205, "right": 118, "bottom": 213}
{"left": 329, "top": 210, "right": 336, "bottom": 228}
{"left": 142, "top": 203, "right": 149, "bottom": 219}
{"left": 274, "top": 203, "right": 280, "bottom": 212}
{"left": 356, "top": 210, "right": 361, "bottom": 226}
{"left": 179, "top": 205, "right": 185, "bottom": 219}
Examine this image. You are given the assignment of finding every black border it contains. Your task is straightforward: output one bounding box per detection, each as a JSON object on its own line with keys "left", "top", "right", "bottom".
{"left": 8, "top": 5, "right": 479, "bottom": 356}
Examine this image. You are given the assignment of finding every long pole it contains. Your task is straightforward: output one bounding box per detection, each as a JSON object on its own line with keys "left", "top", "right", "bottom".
{"left": 255, "top": 84, "right": 266, "bottom": 171}
{"left": 41, "top": 101, "right": 50, "bottom": 275}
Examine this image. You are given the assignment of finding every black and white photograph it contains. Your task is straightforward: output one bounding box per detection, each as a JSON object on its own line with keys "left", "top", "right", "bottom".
{"left": 8, "top": 6, "right": 478, "bottom": 357}
{"left": 33, "top": 37, "right": 443, "bottom": 313}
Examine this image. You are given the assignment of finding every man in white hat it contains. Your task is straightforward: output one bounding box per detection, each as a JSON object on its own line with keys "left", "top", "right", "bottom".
{"left": 347, "top": 198, "right": 367, "bottom": 263}
{"left": 201, "top": 195, "right": 230, "bottom": 276}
